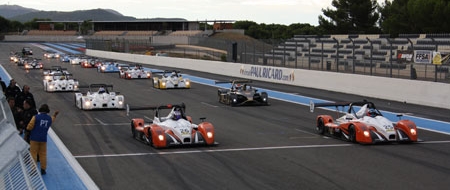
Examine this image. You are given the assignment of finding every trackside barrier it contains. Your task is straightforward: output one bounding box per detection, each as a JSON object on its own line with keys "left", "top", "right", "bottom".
{"left": 86, "top": 49, "right": 450, "bottom": 110}
{"left": 0, "top": 92, "right": 46, "bottom": 190}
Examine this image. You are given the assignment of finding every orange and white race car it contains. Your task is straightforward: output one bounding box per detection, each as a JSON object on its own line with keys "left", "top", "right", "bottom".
{"left": 128, "top": 103, "right": 216, "bottom": 148}
{"left": 310, "top": 100, "right": 418, "bottom": 144}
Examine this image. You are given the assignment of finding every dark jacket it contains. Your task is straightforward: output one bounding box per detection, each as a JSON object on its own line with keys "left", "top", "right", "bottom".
{"left": 15, "top": 92, "right": 36, "bottom": 109}
{"left": 5, "top": 85, "right": 21, "bottom": 100}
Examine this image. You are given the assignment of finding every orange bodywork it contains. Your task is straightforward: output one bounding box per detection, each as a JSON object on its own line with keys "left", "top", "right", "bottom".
{"left": 197, "top": 122, "right": 215, "bottom": 145}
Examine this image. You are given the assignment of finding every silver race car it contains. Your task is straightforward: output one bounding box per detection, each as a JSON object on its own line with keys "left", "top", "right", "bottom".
{"left": 74, "top": 84, "right": 125, "bottom": 110}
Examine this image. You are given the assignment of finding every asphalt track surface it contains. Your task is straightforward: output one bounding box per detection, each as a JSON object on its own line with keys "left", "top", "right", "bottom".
{"left": 2, "top": 42, "right": 450, "bottom": 190}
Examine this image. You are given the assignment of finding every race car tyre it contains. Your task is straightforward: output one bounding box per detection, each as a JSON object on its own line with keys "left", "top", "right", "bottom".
{"left": 261, "top": 92, "right": 269, "bottom": 105}
{"left": 317, "top": 118, "right": 325, "bottom": 134}
{"left": 348, "top": 125, "right": 356, "bottom": 142}
{"left": 145, "top": 129, "right": 153, "bottom": 146}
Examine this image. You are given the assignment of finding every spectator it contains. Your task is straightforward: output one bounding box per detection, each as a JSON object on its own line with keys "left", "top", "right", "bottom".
{"left": 0, "top": 77, "right": 6, "bottom": 94}
{"left": 26, "top": 104, "right": 59, "bottom": 175}
{"left": 21, "top": 99, "right": 38, "bottom": 144}
{"left": 7, "top": 96, "right": 22, "bottom": 133}
{"left": 5, "top": 79, "right": 21, "bottom": 99}
{"left": 15, "top": 85, "right": 36, "bottom": 109}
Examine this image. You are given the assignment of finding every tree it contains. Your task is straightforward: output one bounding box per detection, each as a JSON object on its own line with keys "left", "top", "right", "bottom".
{"left": 380, "top": 0, "right": 450, "bottom": 34}
{"left": 0, "top": 16, "right": 10, "bottom": 33}
{"left": 318, "top": 0, "right": 380, "bottom": 34}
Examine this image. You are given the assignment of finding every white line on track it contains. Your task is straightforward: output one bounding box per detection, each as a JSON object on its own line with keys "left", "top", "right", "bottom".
{"left": 73, "top": 140, "right": 450, "bottom": 159}
{"left": 201, "top": 102, "right": 218, "bottom": 107}
{"left": 295, "top": 128, "right": 319, "bottom": 136}
{"left": 74, "top": 144, "right": 352, "bottom": 158}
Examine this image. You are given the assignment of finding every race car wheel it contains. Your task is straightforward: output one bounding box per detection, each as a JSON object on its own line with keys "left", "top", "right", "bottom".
{"left": 348, "top": 125, "right": 356, "bottom": 142}
{"left": 317, "top": 118, "right": 325, "bottom": 135}
{"left": 145, "top": 129, "right": 153, "bottom": 146}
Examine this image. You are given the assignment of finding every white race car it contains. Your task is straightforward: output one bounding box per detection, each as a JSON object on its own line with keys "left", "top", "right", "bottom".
{"left": 43, "top": 50, "right": 60, "bottom": 59}
{"left": 119, "top": 64, "right": 151, "bottom": 79}
{"left": 74, "top": 84, "right": 125, "bottom": 110}
{"left": 152, "top": 70, "right": 191, "bottom": 89}
{"left": 43, "top": 73, "right": 79, "bottom": 92}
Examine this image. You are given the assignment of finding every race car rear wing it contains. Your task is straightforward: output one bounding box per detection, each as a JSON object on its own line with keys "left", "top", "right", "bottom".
{"left": 126, "top": 103, "right": 186, "bottom": 116}
{"left": 309, "top": 101, "right": 352, "bottom": 113}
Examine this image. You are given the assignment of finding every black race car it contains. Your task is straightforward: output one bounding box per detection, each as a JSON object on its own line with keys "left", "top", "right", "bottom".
{"left": 215, "top": 80, "right": 269, "bottom": 106}
{"left": 22, "top": 47, "right": 33, "bottom": 55}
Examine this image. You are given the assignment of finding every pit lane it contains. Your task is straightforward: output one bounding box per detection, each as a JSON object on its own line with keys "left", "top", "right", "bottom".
{"left": 2, "top": 42, "right": 450, "bottom": 190}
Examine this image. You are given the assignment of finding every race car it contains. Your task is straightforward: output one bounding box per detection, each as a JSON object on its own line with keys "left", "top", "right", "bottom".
{"left": 22, "top": 47, "right": 33, "bottom": 55}
{"left": 97, "top": 60, "right": 128, "bottom": 73}
{"left": 310, "top": 100, "right": 418, "bottom": 144}
{"left": 119, "top": 64, "right": 151, "bottom": 79}
{"left": 10, "top": 52, "right": 21, "bottom": 63}
{"left": 81, "top": 57, "right": 103, "bottom": 68}
{"left": 59, "top": 54, "right": 73, "bottom": 62}
{"left": 215, "top": 80, "right": 269, "bottom": 106}
{"left": 24, "top": 58, "right": 43, "bottom": 70}
{"left": 74, "top": 84, "right": 125, "bottom": 110}
{"left": 43, "top": 73, "right": 79, "bottom": 92}
{"left": 43, "top": 50, "right": 60, "bottom": 59}
{"left": 43, "top": 66, "right": 70, "bottom": 81}
{"left": 128, "top": 103, "right": 216, "bottom": 148}
{"left": 152, "top": 70, "right": 190, "bottom": 89}
{"left": 69, "top": 56, "right": 82, "bottom": 65}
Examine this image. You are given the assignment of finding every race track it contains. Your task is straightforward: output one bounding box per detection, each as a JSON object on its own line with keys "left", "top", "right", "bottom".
{"left": 2, "top": 42, "right": 450, "bottom": 190}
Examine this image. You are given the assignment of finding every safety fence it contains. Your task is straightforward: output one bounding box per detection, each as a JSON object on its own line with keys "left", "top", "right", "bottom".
{"left": 0, "top": 91, "right": 46, "bottom": 189}
{"left": 85, "top": 35, "right": 450, "bottom": 83}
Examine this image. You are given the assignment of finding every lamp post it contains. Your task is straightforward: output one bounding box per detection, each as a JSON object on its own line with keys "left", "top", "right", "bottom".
{"left": 366, "top": 37, "right": 373, "bottom": 75}
{"left": 332, "top": 37, "right": 339, "bottom": 72}
{"left": 349, "top": 37, "right": 355, "bottom": 73}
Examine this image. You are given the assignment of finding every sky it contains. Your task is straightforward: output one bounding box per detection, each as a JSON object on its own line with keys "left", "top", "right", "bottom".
{"left": 2, "top": 0, "right": 387, "bottom": 26}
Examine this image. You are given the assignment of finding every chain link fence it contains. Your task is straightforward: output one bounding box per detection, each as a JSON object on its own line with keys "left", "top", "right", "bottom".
{"left": 85, "top": 35, "right": 450, "bottom": 83}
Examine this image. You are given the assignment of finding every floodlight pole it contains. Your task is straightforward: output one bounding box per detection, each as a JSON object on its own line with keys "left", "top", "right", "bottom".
{"left": 366, "top": 37, "right": 373, "bottom": 75}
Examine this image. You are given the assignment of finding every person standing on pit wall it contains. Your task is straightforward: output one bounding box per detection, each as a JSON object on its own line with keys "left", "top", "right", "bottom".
{"left": 26, "top": 104, "right": 59, "bottom": 175}
{"left": 21, "top": 99, "right": 38, "bottom": 144}
{"left": 15, "top": 85, "right": 36, "bottom": 109}
{"left": 5, "top": 79, "right": 21, "bottom": 99}
{"left": 8, "top": 96, "right": 23, "bottom": 133}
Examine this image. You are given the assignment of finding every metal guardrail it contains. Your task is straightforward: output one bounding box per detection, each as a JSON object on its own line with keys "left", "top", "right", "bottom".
{"left": 0, "top": 90, "right": 46, "bottom": 189}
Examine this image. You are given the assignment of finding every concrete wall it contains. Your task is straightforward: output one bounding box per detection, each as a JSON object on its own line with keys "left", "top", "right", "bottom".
{"left": 86, "top": 49, "right": 450, "bottom": 110}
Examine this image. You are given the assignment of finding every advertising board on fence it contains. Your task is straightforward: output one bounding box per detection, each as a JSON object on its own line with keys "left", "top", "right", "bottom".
{"left": 397, "top": 50, "right": 413, "bottom": 63}
{"left": 414, "top": 50, "right": 432, "bottom": 64}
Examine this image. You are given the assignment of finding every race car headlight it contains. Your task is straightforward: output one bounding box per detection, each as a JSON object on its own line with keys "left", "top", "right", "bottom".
{"left": 101, "top": 66, "right": 106, "bottom": 70}
{"left": 263, "top": 97, "right": 267, "bottom": 102}
{"left": 207, "top": 132, "right": 213, "bottom": 139}
{"left": 49, "top": 85, "right": 54, "bottom": 89}
{"left": 410, "top": 128, "right": 417, "bottom": 135}
{"left": 363, "top": 131, "right": 370, "bottom": 137}
{"left": 233, "top": 99, "right": 237, "bottom": 103}
{"left": 161, "top": 82, "right": 166, "bottom": 87}
{"left": 185, "top": 81, "right": 190, "bottom": 85}
{"left": 45, "top": 76, "right": 51, "bottom": 80}
{"left": 158, "top": 134, "right": 164, "bottom": 141}
{"left": 119, "top": 100, "right": 123, "bottom": 105}
{"left": 146, "top": 73, "right": 151, "bottom": 77}
{"left": 84, "top": 101, "right": 91, "bottom": 106}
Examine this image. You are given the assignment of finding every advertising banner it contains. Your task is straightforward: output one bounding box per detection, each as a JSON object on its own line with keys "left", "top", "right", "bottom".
{"left": 414, "top": 50, "right": 432, "bottom": 64}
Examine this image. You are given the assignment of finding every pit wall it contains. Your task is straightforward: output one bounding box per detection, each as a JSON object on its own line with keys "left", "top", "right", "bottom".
{"left": 86, "top": 49, "right": 450, "bottom": 110}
